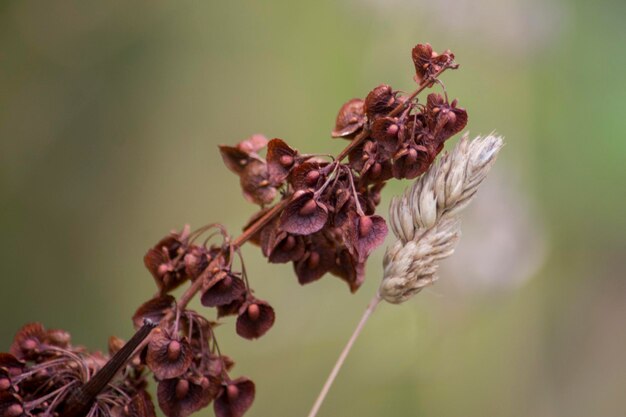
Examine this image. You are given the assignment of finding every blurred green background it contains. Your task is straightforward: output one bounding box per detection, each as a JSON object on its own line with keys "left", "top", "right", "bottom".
{"left": 1, "top": 0, "right": 625, "bottom": 416}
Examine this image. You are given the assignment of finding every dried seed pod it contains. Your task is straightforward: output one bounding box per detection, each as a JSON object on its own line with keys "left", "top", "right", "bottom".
{"left": 279, "top": 191, "right": 329, "bottom": 235}
{"left": 213, "top": 377, "right": 255, "bottom": 417}
{"left": 146, "top": 328, "right": 193, "bottom": 380}
{"left": 235, "top": 300, "right": 275, "bottom": 340}
{"left": 332, "top": 98, "right": 366, "bottom": 138}
{"left": 201, "top": 274, "right": 246, "bottom": 307}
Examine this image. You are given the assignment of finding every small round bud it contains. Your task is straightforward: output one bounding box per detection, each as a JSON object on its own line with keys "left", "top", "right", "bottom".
{"left": 305, "top": 170, "right": 320, "bottom": 185}
{"left": 0, "top": 378, "right": 11, "bottom": 391}
{"left": 370, "top": 163, "right": 382, "bottom": 179}
{"left": 167, "top": 340, "right": 181, "bottom": 361}
{"left": 386, "top": 124, "right": 399, "bottom": 136}
{"left": 307, "top": 251, "right": 320, "bottom": 269}
{"left": 247, "top": 304, "right": 260, "bottom": 321}
{"left": 227, "top": 384, "right": 239, "bottom": 401}
{"left": 175, "top": 379, "right": 189, "bottom": 400}
{"left": 279, "top": 155, "right": 294, "bottom": 167}
{"left": 359, "top": 216, "right": 373, "bottom": 237}
{"left": 298, "top": 199, "right": 318, "bottom": 216}
{"left": 157, "top": 264, "right": 170, "bottom": 276}
{"left": 408, "top": 148, "right": 418, "bottom": 163}
{"left": 22, "top": 339, "right": 37, "bottom": 351}
{"left": 7, "top": 404, "right": 24, "bottom": 417}
{"left": 281, "top": 235, "right": 296, "bottom": 251}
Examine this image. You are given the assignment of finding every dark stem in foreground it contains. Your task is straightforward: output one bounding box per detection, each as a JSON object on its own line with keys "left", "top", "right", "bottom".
{"left": 61, "top": 320, "right": 157, "bottom": 417}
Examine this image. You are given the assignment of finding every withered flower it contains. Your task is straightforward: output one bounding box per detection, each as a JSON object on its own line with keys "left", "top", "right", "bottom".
{"left": 236, "top": 299, "right": 275, "bottom": 340}
{"left": 411, "top": 43, "right": 457, "bottom": 85}
{"left": 144, "top": 227, "right": 191, "bottom": 294}
{"left": 157, "top": 374, "right": 219, "bottom": 417}
{"left": 332, "top": 98, "right": 366, "bottom": 138}
{"left": 146, "top": 328, "right": 193, "bottom": 380}
{"left": 200, "top": 272, "right": 246, "bottom": 307}
{"left": 132, "top": 295, "right": 176, "bottom": 329}
{"left": 364, "top": 84, "right": 397, "bottom": 119}
{"left": 266, "top": 138, "right": 300, "bottom": 185}
{"left": 279, "top": 191, "right": 329, "bottom": 235}
{"left": 214, "top": 377, "right": 255, "bottom": 417}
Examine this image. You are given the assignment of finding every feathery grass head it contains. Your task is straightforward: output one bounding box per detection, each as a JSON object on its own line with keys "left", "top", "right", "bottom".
{"left": 380, "top": 134, "right": 504, "bottom": 304}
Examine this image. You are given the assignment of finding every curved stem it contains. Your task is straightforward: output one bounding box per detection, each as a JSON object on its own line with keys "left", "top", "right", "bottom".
{"left": 307, "top": 293, "right": 382, "bottom": 417}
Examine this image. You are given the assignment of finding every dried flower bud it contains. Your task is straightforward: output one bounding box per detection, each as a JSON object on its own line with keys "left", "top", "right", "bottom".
{"left": 157, "top": 374, "right": 219, "bottom": 417}
{"left": 235, "top": 300, "right": 275, "bottom": 340}
{"left": 411, "top": 43, "right": 457, "bottom": 85}
{"left": 213, "top": 377, "right": 255, "bottom": 417}
{"left": 147, "top": 328, "right": 193, "bottom": 380}
{"left": 364, "top": 84, "right": 396, "bottom": 119}
{"left": 279, "top": 191, "right": 329, "bottom": 235}
{"left": 201, "top": 273, "right": 246, "bottom": 307}
{"left": 332, "top": 98, "right": 366, "bottom": 138}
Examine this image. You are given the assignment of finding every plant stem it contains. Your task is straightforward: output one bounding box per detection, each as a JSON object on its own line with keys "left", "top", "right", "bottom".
{"left": 307, "top": 293, "right": 382, "bottom": 417}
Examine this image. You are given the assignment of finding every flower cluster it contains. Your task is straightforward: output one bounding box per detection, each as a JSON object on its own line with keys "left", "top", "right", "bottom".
{"left": 221, "top": 43, "right": 466, "bottom": 292}
{"left": 0, "top": 323, "right": 151, "bottom": 417}
{"left": 2, "top": 42, "right": 468, "bottom": 417}
{"left": 137, "top": 224, "right": 273, "bottom": 417}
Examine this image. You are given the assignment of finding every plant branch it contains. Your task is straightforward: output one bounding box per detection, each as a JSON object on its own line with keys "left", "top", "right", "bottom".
{"left": 307, "top": 293, "right": 382, "bottom": 417}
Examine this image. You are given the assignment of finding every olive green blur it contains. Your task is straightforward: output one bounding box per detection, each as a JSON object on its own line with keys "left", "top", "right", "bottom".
{"left": 1, "top": 1, "right": 625, "bottom": 416}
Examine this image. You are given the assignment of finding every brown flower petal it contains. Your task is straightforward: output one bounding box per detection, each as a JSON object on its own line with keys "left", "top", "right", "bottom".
{"left": 279, "top": 191, "right": 329, "bottom": 235}
{"left": 239, "top": 160, "right": 277, "bottom": 206}
{"left": 270, "top": 233, "right": 306, "bottom": 263}
{"left": 364, "top": 84, "right": 396, "bottom": 119}
{"left": 219, "top": 145, "right": 251, "bottom": 175}
{"left": 371, "top": 116, "right": 401, "bottom": 155}
{"left": 235, "top": 300, "right": 275, "bottom": 340}
{"left": 201, "top": 274, "right": 246, "bottom": 307}
{"left": 213, "top": 377, "right": 255, "bottom": 417}
{"left": 289, "top": 161, "right": 328, "bottom": 191}
{"left": 351, "top": 214, "right": 388, "bottom": 262}
{"left": 329, "top": 249, "right": 366, "bottom": 293}
{"left": 392, "top": 144, "right": 434, "bottom": 180}
{"left": 144, "top": 231, "right": 190, "bottom": 293}
{"left": 411, "top": 43, "right": 457, "bottom": 85}
{"left": 425, "top": 94, "right": 468, "bottom": 141}
{"left": 217, "top": 295, "right": 246, "bottom": 319}
{"left": 293, "top": 235, "right": 335, "bottom": 285}
{"left": 147, "top": 328, "right": 193, "bottom": 380}
{"left": 9, "top": 323, "right": 46, "bottom": 360}
{"left": 332, "top": 98, "right": 366, "bottom": 138}
{"left": 237, "top": 134, "right": 268, "bottom": 154}
{"left": 123, "top": 390, "right": 156, "bottom": 417}
{"left": 132, "top": 295, "right": 176, "bottom": 329}
{"left": 266, "top": 138, "right": 299, "bottom": 185}
{"left": 157, "top": 375, "right": 219, "bottom": 417}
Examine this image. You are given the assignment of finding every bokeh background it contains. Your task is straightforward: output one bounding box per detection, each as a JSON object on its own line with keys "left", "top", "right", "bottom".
{"left": 1, "top": 0, "right": 625, "bottom": 416}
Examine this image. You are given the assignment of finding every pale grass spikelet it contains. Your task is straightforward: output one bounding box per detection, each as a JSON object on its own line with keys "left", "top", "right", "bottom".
{"left": 380, "top": 134, "right": 504, "bottom": 304}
